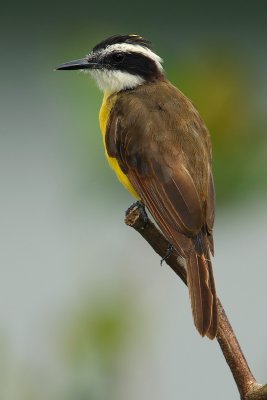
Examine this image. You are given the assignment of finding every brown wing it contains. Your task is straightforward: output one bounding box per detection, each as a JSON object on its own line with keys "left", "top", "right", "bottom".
{"left": 106, "top": 80, "right": 217, "bottom": 338}
{"left": 106, "top": 81, "right": 213, "bottom": 249}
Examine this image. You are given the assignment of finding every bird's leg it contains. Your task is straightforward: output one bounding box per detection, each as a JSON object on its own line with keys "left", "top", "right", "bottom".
{"left": 126, "top": 203, "right": 173, "bottom": 264}
{"left": 126, "top": 200, "right": 148, "bottom": 225}
{"left": 160, "top": 243, "right": 174, "bottom": 266}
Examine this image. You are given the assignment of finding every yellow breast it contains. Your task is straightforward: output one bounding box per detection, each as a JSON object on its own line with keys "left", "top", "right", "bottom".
{"left": 99, "top": 92, "right": 139, "bottom": 198}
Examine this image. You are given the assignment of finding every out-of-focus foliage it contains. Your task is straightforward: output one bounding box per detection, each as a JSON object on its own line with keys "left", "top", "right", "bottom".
{"left": 169, "top": 49, "right": 267, "bottom": 204}
{"left": 59, "top": 291, "right": 139, "bottom": 400}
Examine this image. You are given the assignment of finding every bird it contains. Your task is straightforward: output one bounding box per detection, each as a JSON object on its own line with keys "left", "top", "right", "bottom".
{"left": 56, "top": 34, "right": 218, "bottom": 339}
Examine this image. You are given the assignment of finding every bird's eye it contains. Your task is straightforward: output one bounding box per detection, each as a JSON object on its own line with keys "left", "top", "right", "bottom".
{"left": 112, "top": 52, "right": 125, "bottom": 62}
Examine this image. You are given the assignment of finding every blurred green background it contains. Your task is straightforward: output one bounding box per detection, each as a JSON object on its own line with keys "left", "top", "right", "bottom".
{"left": 1, "top": 1, "right": 267, "bottom": 399}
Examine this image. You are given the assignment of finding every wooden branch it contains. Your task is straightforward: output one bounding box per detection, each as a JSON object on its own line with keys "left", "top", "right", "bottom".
{"left": 125, "top": 204, "right": 267, "bottom": 400}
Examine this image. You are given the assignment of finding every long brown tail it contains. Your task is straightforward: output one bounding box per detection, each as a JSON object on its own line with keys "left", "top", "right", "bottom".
{"left": 186, "top": 244, "right": 218, "bottom": 339}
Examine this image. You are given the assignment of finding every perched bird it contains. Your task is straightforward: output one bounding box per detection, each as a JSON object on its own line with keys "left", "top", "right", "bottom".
{"left": 57, "top": 34, "right": 218, "bottom": 339}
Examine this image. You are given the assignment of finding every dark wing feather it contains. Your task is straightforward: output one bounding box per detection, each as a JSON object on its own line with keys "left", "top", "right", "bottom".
{"left": 206, "top": 172, "right": 215, "bottom": 255}
{"left": 107, "top": 82, "right": 208, "bottom": 242}
{"left": 106, "top": 81, "right": 217, "bottom": 337}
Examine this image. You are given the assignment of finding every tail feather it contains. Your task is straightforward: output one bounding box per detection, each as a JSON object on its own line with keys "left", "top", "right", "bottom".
{"left": 187, "top": 249, "right": 217, "bottom": 339}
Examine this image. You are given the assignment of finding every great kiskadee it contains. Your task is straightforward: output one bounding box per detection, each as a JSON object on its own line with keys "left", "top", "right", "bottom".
{"left": 57, "top": 34, "right": 218, "bottom": 339}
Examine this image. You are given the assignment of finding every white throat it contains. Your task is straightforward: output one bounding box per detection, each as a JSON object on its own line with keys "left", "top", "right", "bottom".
{"left": 89, "top": 69, "right": 144, "bottom": 93}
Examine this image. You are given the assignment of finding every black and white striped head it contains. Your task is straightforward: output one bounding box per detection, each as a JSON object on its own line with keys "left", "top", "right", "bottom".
{"left": 57, "top": 34, "right": 164, "bottom": 93}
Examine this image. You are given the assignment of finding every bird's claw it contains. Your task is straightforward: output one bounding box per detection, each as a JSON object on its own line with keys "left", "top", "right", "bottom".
{"left": 160, "top": 244, "right": 174, "bottom": 266}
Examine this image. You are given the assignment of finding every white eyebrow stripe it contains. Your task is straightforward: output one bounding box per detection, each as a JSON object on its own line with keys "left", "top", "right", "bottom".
{"left": 99, "top": 43, "right": 164, "bottom": 71}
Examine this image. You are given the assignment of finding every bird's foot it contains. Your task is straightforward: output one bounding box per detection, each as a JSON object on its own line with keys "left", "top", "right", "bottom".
{"left": 126, "top": 201, "right": 148, "bottom": 225}
{"left": 160, "top": 244, "right": 174, "bottom": 266}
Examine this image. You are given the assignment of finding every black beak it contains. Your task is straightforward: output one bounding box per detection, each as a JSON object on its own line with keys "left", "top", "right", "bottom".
{"left": 56, "top": 58, "right": 98, "bottom": 71}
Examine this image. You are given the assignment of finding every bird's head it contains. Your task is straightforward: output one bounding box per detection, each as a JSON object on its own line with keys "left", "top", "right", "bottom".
{"left": 56, "top": 34, "right": 164, "bottom": 93}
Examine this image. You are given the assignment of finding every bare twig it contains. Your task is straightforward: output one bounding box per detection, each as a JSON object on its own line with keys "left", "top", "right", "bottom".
{"left": 125, "top": 205, "right": 267, "bottom": 400}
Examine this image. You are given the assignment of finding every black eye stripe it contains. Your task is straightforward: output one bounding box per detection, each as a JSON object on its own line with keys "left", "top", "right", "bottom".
{"left": 103, "top": 51, "right": 163, "bottom": 81}
{"left": 111, "top": 52, "right": 125, "bottom": 62}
